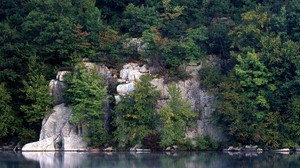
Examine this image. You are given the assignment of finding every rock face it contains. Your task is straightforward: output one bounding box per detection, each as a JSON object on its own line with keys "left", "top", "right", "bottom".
{"left": 22, "top": 103, "right": 87, "bottom": 151}
{"left": 115, "top": 62, "right": 224, "bottom": 141}
{"left": 23, "top": 61, "right": 223, "bottom": 151}
{"left": 115, "top": 63, "right": 149, "bottom": 99}
{"left": 49, "top": 71, "right": 69, "bottom": 105}
{"left": 39, "top": 104, "right": 78, "bottom": 140}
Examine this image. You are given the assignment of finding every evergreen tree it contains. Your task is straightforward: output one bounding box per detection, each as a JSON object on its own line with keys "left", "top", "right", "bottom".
{"left": 113, "top": 75, "right": 160, "bottom": 147}
{"left": 64, "top": 63, "right": 109, "bottom": 146}
{"left": 0, "top": 83, "right": 20, "bottom": 140}
{"left": 20, "top": 55, "right": 53, "bottom": 140}
{"left": 158, "top": 83, "right": 196, "bottom": 148}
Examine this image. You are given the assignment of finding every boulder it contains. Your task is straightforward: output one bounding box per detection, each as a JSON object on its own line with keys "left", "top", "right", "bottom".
{"left": 119, "top": 63, "right": 148, "bottom": 82}
{"left": 39, "top": 104, "right": 77, "bottom": 140}
{"left": 22, "top": 104, "right": 87, "bottom": 151}
{"left": 104, "top": 146, "right": 113, "bottom": 151}
{"left": 116, "top": 82, "right": 135, "bottom": 95}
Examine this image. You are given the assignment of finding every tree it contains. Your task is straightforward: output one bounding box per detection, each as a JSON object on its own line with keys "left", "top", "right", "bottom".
{"left": 113, "top": 75, "right": 160, "bottom": 147}
{"left": 122, "top": 3, "right": 161, "bottom": 37}
{"left": 229, "top": 6, "right": 270, "bottom": 52}
{"left": 64, "top": 63, "right": 109, "bottom": 146}
{"left": 20, "top": 55, "right": 53, "bottom": 126}
{"left": 286, "top": 0, "right": 300, "bottom": 42}
{"left": 158, "top": 83, "right": 196, "bottom": 148}
{"left": 21, "top": 0, "right": 105, "bottom": 65}
{"left": 0, "top": 83, "right": 20, "bottom": 140}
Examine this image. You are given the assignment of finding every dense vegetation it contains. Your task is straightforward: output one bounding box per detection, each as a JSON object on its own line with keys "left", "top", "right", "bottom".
{"left": 0, "top": 0, "right": 299, "bottom": 149}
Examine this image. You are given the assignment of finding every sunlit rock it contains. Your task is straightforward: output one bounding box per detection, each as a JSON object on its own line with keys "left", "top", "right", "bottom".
{"left": 116, "top": 82, "right": 135, "bottom": 95}
{"left": 22, "top": 104, "right": 87, "bottom": 151}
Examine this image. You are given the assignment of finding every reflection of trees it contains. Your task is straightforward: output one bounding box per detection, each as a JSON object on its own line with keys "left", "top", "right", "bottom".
{"left": 0, "top": 152, "right": 38, "bottom": 168}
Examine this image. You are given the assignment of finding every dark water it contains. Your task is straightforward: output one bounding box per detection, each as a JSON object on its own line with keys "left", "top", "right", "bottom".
{"left": 1, "top": 151, "right": 300, "bottom": 168}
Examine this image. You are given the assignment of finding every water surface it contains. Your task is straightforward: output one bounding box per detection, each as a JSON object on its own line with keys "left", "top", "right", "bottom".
{"left": 1, "top": 151, "right": 300, "bottom": 168}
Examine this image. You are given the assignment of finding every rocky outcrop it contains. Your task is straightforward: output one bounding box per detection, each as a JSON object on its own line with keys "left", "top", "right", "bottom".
{"left": 115, "top": 63, "right": 149, "bottom": 99}
{"left": 114, "top": 62, "right": 224, "bottom": 141}
{"left": 22, "top": 70, "right": 87, "bottom": 151}
{"left": 22, "top": 103, "right": 87, "bottom": 151}
{"left": 39, "top": 103, "right": 78, "bottom": 140}
{"left": 23, "top": 60, "right": 223, "bottom": 151}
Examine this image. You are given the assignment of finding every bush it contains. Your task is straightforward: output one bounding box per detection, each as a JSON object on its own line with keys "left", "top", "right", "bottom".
{"left": 195, "top": 136, "right": 219, "bottom": 150}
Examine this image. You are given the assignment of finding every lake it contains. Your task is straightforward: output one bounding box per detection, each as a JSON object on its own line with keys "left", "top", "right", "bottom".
{"left": 1, "top": 151, "right": 300, "bottom": 168}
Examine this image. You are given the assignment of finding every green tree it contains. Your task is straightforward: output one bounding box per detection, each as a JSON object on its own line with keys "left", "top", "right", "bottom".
{"left": 21, "top": 0, "right": 104, "bottom": 65}
{"left": 113, "top": 75, "right": 160, "bottom": 147}
{"left": 0, "top": 83, "right": 20, "bottom": 140}
{"left": 64, "top": 63, "right": 109, "bottom": 146}
{"left": 122, "top": 3, "right": 161, "bottom": 37}
{"left": 286, "top": 0, "right": 300, "bottom": 42}
{"left": 20, "top": 55, "right": 53, "bottom": 132}
{"left": 158, "top": 83, "right": 196, "bottom": 148}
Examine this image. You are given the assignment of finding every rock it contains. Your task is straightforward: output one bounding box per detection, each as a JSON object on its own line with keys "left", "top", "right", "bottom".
{"left": 123, "top": 38, "right": 147, "bottom": 52}
{"left": 50, "top": 71, "right": 70, "bottom": 105}
{"left": 53, "top": 134, "right": 63, "bottom": 150}
{"left": 243, "top": 145, "right": 258, "bottom": 151}
{"left": 39, "top": 104, "right": 76, "bottom": 140}
{"left": 119, "top": 63, "right": 147, "bottom": 82}
{"left": 114, "top": 95, "right": 121, "bottom": 104}
{"left": 22, "top": 137, "right": 57, "bottom": 151}
{"left": 165, "top": 146, "right": 177, "bottom": 151}
{"left": 165, "top": 147, "right": 172, "bottom": 151}
{"left": 83, "top": 62, "right": 116, "bottom": 83}
{"left": 22, "top": 104, "right": 87, "bottom": 151}
{"left": 223, "top": 146, "right": 241, "bottom": 152}
{"left": 138, "top": 65, "right": 148, "bottom": 73}
{"left": 56, "top": 71, "right": 70, "bottom": 81}
{"left": 130, "top": 144, "right": 142, "bottom": 151}
{"left": 49, "top": 80, "right": 67, "bottom": 105}
{"left": 172, "top": 145, "right": 178, "bottom": 150}
{"left": 104, "top": 147, "right": 113, "bottom": 151}
{"left": 22, "top": 135, "right": 87, "bottom": 152}
{"left": 116, "top": 82, "right": 135, "bottom": 95}
{"left": 114, "top": 62, "right": 224, "bottom": 141}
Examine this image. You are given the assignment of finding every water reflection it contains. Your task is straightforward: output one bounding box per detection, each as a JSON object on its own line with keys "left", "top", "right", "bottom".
{"left": 0, "top": 151, "right": 300, "bottom": 168}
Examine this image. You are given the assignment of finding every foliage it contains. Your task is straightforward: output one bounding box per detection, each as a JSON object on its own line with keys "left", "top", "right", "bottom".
{"left": 64, "top": 64, "right": 109, "bottom": 146}
{"left": 113, "top": 75, "right": 160, "bottom": 147}
{"left": 211, "top": 4, "right": 300, "bottom": 148}
{"left": 122, "top": 3, "right": 161, "bottom": 37}
{"left": 158, "top": 83, "right": 196, "bottom": 148}
{"left": 20, "top": 55, "right": 53, "bottom": 128}
{"left": 195, "top": 136, "right": 219, "bottom": 150}
{"left": 0, "top": 83, "right": 19, "bottom": 140}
